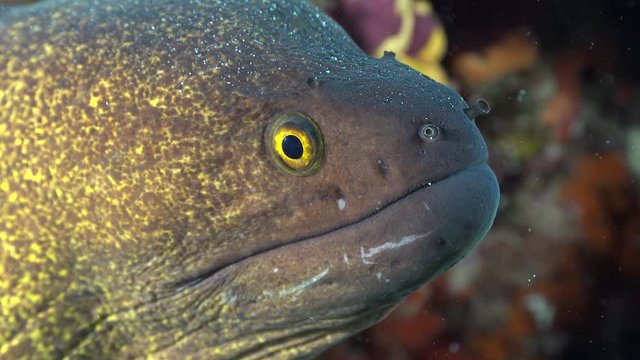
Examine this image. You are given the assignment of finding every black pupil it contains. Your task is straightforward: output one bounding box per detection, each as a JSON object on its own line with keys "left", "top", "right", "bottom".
{"left": 282, "top": 135, "right": 304, "bottom": 159}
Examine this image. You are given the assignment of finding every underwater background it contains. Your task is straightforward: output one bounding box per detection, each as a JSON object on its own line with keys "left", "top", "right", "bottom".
{"left": 1, "top": 0, "right": 638, "bottom": 359}
{"left": 315, "top": 0, "right": 640, "bottom": 359}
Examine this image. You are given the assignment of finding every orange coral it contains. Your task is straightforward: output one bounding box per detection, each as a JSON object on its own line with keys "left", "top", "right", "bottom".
{"left": 561, "top": 153, "right": 632, "bottom": 256}
{"left": 369, "top": 285, "right": 444, "bottom": 353}
{"left": 540, "top": 52, "right": 587, "bottom": 141}
{"left": 451, "top": 32, "right": 539, "bottom": 87}
{"left": 468, "top": 294, "right": 537, "bottom": 360}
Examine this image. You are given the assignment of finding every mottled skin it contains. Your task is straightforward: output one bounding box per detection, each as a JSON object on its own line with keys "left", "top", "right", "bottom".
{"left": 0, "top": 0, "right": 499, "bottom": 358}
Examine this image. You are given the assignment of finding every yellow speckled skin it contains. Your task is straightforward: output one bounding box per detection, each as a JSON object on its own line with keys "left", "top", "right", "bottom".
{"left": 0, "top": 0, "right": 499, "bottom": 358}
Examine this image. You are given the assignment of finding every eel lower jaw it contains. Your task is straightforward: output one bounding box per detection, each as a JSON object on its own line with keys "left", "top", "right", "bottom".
{"left": 172, "top": 160, "right": 488, "bottom": 290}
{"left": 156, "top": 163, "right": 499, "bottom": 358}
{"left": 216, "top": 162, "right": 499, "bottom": 315}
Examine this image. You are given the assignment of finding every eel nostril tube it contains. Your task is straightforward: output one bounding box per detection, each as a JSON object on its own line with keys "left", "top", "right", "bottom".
{"left": 464, "top": 98, "right": 491, "bottom": 120}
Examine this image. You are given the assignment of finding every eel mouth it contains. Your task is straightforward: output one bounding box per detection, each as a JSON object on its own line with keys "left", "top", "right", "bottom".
{"left": 175, "top": 162, "right": 499, "bottom": 291}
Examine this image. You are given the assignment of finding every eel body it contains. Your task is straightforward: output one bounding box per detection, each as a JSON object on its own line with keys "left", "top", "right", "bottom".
{"left": 0, "top": 0, "right": 500, "bottom": 358}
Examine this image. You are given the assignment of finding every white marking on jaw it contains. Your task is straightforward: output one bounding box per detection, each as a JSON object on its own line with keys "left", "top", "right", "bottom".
{"left": 343, "top": 252, "right": 350, "bottom": 266}
{"left": 423, "top": 201, "right": 431, "bottom": 212}
{"left": 278, "top": 267, "right": 330, "bottom": 298}
{"left": 220, "top": 291, "right": 238, "bottom": 305}
{"left": 360, "top": 233, "right": 431, "bottom": 264}
{"left": 337, "top": 198, "right": 346, "bottom": 211}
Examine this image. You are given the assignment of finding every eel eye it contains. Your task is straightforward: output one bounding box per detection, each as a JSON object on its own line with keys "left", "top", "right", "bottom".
{"left": 418, "top": 124, "right": 440, "bottom": 142}
{"left": 266, "top": 113, "right": 324, "bottom": 176}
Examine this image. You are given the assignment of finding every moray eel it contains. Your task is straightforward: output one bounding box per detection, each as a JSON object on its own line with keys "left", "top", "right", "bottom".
{"left": 0, "top": 0, "right": 499, "bottom": 358}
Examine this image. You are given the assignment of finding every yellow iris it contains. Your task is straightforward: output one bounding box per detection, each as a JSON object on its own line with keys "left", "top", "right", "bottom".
{"left": 266, "top": 113, "right": 324, "bottom": 176}
{"left": 273, "top": 128, "right": 314, "bottom": 170}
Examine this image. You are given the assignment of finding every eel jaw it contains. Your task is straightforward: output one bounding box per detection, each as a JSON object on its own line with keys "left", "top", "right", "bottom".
{"left": 171, "top": 162, "right": 499, "bottom": 359}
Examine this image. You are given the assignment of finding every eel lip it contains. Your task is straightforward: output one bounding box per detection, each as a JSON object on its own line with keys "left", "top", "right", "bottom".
{"left": 319, "top": 162, "right": 501, "bottom": 297}
{"left": 353, "top": 162, "right": 500, "bottom": 290}
{"left": 175, "top": 162, "right": 499, "bottom": 293}
{"left": 217, "top": 163, "right": 499, "bottom": 317}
